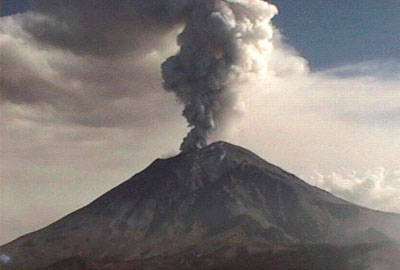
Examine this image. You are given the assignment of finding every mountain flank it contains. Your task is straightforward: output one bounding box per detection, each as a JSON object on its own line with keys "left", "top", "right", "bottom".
{"left": 1, "top": 142, "right": 400, "bottom": 270}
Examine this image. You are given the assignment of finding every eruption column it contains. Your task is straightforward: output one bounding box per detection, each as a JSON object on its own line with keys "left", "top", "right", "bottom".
{"left": 161, "top": 0, "right": 277, "bottom": 152}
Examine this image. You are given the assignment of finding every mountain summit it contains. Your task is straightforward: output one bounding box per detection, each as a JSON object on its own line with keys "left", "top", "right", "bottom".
{"left": 1, "top": 142, "right": 400, "bottom": 270}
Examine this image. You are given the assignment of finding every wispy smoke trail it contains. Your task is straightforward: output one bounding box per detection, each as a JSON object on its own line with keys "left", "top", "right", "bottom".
{"left": 161, "top": 0, "right": 277, "bottom": 152}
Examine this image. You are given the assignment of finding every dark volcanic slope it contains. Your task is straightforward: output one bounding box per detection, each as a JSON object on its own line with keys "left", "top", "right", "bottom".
{"left": 1, "top": 142, "right": 400, "bottom": 270}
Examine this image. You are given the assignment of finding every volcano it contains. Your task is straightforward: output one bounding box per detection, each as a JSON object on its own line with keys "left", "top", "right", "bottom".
{"left": 1, "top": 142, "right": 400, "bottom": 270}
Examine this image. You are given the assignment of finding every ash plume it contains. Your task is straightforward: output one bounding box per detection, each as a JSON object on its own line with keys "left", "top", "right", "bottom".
{"left": 5, "top": 0, "right": 278, "bottom": 153}
{"left": 161, "top": 0, "right": 278, "bottom": 152}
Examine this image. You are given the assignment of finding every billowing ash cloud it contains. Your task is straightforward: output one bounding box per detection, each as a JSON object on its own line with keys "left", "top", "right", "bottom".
{"left": 161, "top": 0, "right": 277, "bottom": 151}
{"left": 21, "top": 0, "right": 277, "bottom": 152}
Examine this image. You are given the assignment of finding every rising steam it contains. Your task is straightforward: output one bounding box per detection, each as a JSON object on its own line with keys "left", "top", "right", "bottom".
{"left": 161, "top": 0, "right": 277, "bottom": 152}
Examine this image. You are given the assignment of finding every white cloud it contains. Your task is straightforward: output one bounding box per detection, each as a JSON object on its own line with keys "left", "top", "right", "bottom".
{"left": 322, "top": 60, "right": 400, "bottom": 80}
{"left": 220, "top": 57, "right": 400, "bottom": 175}
{"left": 308, "top": 168, "right": 400, "bottom": 214}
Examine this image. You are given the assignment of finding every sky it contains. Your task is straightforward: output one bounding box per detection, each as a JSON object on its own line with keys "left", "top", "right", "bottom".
{"left": 1, "top": 0, "right": 399, "bottom": 245}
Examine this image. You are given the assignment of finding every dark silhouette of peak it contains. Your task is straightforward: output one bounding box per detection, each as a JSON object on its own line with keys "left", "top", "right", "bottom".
{"left": 1, "top": 141, "right": 400, "bottom": 270}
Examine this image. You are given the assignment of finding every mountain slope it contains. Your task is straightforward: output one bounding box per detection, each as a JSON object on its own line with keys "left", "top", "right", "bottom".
{"left": 1, "top": 141, "right": 400, "bottom": 270}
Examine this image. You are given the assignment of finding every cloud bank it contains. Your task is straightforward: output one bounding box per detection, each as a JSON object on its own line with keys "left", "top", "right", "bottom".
{"left": 309, "top": 168, "right": 400, "bottom": 213}
{"left": 1, "top": 0, "right": 399, "bottom": 244}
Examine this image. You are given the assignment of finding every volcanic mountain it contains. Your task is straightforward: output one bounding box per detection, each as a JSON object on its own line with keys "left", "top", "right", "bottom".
{"left": 1, "top": 142, "right": 400, "bottom": 270}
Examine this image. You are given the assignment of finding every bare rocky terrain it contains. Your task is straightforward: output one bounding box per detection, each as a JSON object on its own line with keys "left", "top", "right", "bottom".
{"left": 1, "top": 142, "right": 400, "bottom": 270}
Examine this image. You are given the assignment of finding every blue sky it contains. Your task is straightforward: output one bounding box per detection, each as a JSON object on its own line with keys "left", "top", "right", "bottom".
{"left": 1, "top": 0, "right": 30, "bottom": 16}
{"left": 2, "top": 0, "right": 399, "bottom": 70}
{"left": 269, "top": 0, "right": 400, "bottom": 69}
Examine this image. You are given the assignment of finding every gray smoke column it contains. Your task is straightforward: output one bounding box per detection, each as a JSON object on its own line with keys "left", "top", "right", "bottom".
{"left": 25, "top": 0, "right": 277, "bottom": 152}
{"left": 161, "top": 0, "right": 278, "bottom": 152}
